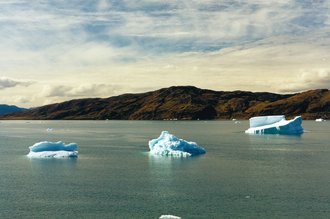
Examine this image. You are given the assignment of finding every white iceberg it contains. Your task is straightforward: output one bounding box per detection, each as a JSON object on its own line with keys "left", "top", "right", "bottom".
{"left": 27, "top": 141, "right": 78, "bottom": 158}
{"left": 149, "top": 131, "right": 206, "bottom": 157}
{"left": 159, "top": 215, "right": 181, "bottom": 219}
{"left": 315, "top": 118, "right": 326, "bottom": 122}
{"left": 245, "top": 115, "right": 303, "bottom": 135}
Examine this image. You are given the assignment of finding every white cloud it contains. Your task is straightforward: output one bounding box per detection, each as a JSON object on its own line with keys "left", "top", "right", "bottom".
{"left": 279, "top": 69, "right": 330, "bottom": 93}
{"left": 97, "top": 0, "right": 111, "bottom": 11}
{"left": 108, "top": 0, "right": 305, "bottom": 43}
{"left": 13, "top": 96, "right": 29, "bottom": 104}
{"left": 42, "top": 83, "right": 121, "bottom": 98}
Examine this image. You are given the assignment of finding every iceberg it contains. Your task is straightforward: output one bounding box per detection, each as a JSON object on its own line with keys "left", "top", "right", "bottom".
{"left": 149, "top": 131, "right": 206, "bottom": 157}
{"left": 159, "top": 215, "right": 181, "bottom": 219}
{"left": 27, "top": 141, "right": 78, "bottom": 158}
{"left": 245, "top": 115, "right": 303, "bottom": 135}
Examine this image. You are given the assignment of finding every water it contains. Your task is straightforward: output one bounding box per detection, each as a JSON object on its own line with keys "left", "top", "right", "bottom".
{"left": 0, "top": 120, "right": 329, "bottom": 218}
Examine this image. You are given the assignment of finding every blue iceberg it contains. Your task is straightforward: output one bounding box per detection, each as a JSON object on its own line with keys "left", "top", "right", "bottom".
{"left": 159, "top": 215, "right": 181, "bottom": 219}
{"left": 245, "top": 115, "right": 304, "bottom": 135}
{"left": 27, "top": 141, "right": 78, "bottom": 158}
{"left": 149, "top": 131, "right": 206, "bottom": 157}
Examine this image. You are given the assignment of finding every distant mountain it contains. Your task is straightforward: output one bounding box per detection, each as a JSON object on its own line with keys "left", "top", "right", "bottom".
{"left": 1, "top": 86, "right": 329, "bottom": 120}
{"left": 0, "top": 104, "right": 26, "bottom": 116}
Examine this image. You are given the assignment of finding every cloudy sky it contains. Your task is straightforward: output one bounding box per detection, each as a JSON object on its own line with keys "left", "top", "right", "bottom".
{"left": 0, "top": 0, "right": 329, "bottom": 107}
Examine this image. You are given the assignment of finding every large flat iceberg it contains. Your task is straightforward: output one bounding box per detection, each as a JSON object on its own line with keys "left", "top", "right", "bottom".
{"left": 149, "top": 131, "right": 206, "bottom": 157}
{"left": 245, "top": 115, "right": 304, "bottom": 135}
{"left": 27, "top": 141, "right": 78, "bottom": 158}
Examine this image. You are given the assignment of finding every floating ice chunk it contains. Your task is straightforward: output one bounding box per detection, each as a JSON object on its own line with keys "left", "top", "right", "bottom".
{"left": 232, "top": 118, "right": 241, "bottom": 124}
{"left": 27, "top": 141, "right": 78, "bottom": 158}
{"left": 27, "top": 150, "right": 78, "bottom": 158}
{"left": 149, "top": 131, "right": 205, "bottom": 157}
{"left": 159, "top": 215, "right": 181, "bottom": 219}
{"left": 315, "top": 118, "right": 326, "bottom": 122}
{"left": 245, "top": 115, "right": 303, "bottom": 135}
{"left": 30, "top": 141, "right": 77, "bottom": 152}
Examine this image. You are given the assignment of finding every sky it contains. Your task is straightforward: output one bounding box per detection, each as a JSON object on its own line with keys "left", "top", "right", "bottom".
{"left": 0, "top": 0, "right": 330, "bottom": 107}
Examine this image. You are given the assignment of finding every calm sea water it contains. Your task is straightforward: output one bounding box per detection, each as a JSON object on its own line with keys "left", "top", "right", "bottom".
{"left": 0, "top": 120, "right": 329, "bottom": 218}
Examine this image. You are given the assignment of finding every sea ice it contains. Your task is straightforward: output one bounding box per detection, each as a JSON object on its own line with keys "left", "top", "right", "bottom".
{"left": 149, "top": 131, "right": 206, "bottom": 157}
{"left": 245, "top": 115, "right": 303, "bottom": 135}
{"left": 27, "top": 141, "right": 78, "bottom": 158}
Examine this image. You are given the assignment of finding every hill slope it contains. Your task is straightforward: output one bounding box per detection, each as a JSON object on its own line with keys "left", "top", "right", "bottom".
{"left": 1, "top": 86, "right": 329, "bottom": 120}
{"left": 0, "top": 104, "right": 26, "bottom": 116}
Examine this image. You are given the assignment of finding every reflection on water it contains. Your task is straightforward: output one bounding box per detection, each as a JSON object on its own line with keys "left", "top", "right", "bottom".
{"left": 148, "top": 153, "right": 203, "bottom": 178}
{"left": 29, "top": 157, "right": 78, "bottom": 170}
{"left": 148, "top": 154, "right": 201, "bottom": 177}
{"left": 148, "top": 155, "right": 176, "bottom": 200}
{"left": 28, "top": 158, "right": 78, "bottom": 183}
{"left": 247, "top": 133, "right": 303, "bottom": 150}
{"left": 147, "top": 154, "right": 203, "bottom": 206}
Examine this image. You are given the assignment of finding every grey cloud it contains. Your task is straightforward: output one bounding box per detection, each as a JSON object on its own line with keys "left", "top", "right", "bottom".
{"left": 0, "top": 77, "right": 33, "bottom": 89}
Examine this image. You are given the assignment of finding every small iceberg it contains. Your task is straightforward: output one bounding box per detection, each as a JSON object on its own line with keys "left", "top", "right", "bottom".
{"left": 245, "top": 115, "right": 303, "bottom": 135}
{"left": 159, "top": 215, "right": 181, "bottom": 219}
{"left": 149, "top": 131, "right": 206, "bottom": 157}
{"left": 27, "top": 141, "right": 78, "bottom": 158}
{"left": 315, "top": 118, "right": 326, "bottom": 122}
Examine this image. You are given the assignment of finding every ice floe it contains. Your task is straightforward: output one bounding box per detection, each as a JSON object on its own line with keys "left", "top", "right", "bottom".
{"left": 149, "top": 131, "right": 205, "bottom": 157}
{"left": 245, "top": 115, "right": 303, "bottom": 135}
{"left": 27, "top": 141, "right": 78, "bottom": 158}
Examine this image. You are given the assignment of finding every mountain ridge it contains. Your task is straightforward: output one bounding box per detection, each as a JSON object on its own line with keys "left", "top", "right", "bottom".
{"left": 0, "top": 104, "right": 26, "bottom": 116}
{"left": 1, "top": 86, "right": 329, "bottom": 120}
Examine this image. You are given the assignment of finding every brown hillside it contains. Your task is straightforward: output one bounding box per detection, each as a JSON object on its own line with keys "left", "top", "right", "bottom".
{"left": 1, "top": 86, "right": 329, "bottom": 120}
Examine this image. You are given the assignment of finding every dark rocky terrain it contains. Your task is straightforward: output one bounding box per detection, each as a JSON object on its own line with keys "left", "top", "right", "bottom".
{"left": 1, "top": 86, "right": 329, "bottom": 120}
